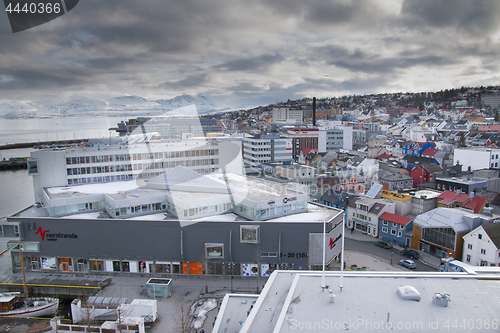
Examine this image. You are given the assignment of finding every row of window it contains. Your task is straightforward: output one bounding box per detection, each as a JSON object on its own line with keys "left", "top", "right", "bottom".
{"left": 436, "top": 183, "right": 467, "bottom": 192}
{"left": 182, "top": 203, "right": 233, "bottom": 218}
{"left": 49, "top": 202, "right": 100, "bottom": 216}
{"left": 67, "top": 174, "right": 134, "bottom": 185}
{"left": 236, "top": 202, "right": 306, "bottom": 219}
{"left": 381, "top": 221, "right": 405, "bottom": 229}
{"left": 18, "top": 256, "right": 285, "bottom": 276}
{"left": 65, "top": 149, "right": 219, "bottom": 165}
{"left": 110, "top": 202, "right": 165, "bottom": 217}
{"left": 67, "top": 165, "right": 132, "bottom": 175}
{"left": 381, "top": 227, "right": 403, "bottom": 237}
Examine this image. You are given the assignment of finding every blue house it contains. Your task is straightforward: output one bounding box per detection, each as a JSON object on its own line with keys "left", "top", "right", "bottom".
{"left": 378, "top": 212, "right": 413, "bottom": 247}
{"left": 402, "top": 141, "right": 436, "bottom": 156}
{"left": 319, "top": 190, "right": 358, "bottom": 222}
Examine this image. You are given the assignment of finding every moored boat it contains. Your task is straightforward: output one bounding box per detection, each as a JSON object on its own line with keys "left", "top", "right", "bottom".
{"left": 0, "top": 292, "right": 59, "bottom": 317}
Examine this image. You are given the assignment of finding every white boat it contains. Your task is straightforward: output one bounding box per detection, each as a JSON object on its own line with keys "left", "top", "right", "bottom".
{"left": 0, "top": 292, "right": 59, "bottom": 317}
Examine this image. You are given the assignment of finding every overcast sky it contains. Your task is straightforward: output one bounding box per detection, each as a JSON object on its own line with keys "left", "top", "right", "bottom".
{"left": 1, "top": 0, "right": 500, "bottom": 108}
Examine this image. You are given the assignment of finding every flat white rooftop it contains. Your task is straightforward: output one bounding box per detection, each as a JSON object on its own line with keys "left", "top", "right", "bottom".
{"left": 10, "top": 203, "right": 340, "bottom": 224}
{"left": 224, "top": 270, "right": 500, "bottom": 333}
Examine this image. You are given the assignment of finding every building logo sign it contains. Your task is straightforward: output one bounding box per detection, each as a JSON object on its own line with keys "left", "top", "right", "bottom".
{"left": 35, "top": 226, "right": 49, "bottom": 241}
{"left": 329, "top": 234, "right": 342, "bottom": 250}
{"left": 283, "top": 197, "right": 297, "bottom": 204}
{"left": 267, "top": 200, "right": 275, "bottom": 205}
{"left": 35, "top": 226, "right": 77, "bottom": 241}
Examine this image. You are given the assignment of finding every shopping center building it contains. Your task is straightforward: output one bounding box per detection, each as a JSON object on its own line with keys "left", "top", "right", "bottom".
{"left": 2, "top": 166, "right": 343, "bottom": 277}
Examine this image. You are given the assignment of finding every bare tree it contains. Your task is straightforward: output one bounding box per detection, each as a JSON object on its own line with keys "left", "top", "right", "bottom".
{"left": 171, "top": 296, "right": 193, "bottom": 333}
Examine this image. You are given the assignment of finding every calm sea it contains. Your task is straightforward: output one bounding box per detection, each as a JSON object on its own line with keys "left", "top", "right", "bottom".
{"left": 0, "top": 116, "right": 123, "bottom": 145}
{"left": 0, "top": 116, "right": 125, "bottom": 218}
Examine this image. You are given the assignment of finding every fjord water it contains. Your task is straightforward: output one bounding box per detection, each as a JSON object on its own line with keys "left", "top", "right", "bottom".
{"left": 0, "top": 116, "right": 124, "bottom": 217}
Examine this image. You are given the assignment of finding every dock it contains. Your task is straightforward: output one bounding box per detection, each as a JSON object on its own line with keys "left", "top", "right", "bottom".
{"left": 0, "top": 276, "right": 112, "bottom": 299}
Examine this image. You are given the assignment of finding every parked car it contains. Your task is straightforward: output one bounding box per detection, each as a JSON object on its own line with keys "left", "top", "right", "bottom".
{"left": 374, "top": 240, "right": 393, "bottom": 249}
{"left": 399, "top": 259, "right": 417, "bottom": 269}
{"left": 400, "top": 249, "right": 420, "bottom": 259}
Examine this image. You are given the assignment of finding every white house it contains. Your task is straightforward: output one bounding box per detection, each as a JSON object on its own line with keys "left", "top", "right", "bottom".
{"left": 454, "top": 147, "right": 500, "bottom": 171}
{"left": 462, "top": 223, "right": 500, "bottom": 267}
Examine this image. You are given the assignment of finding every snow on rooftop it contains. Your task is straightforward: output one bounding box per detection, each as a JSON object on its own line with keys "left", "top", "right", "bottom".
{"left": 64, "top": 212, "right": 102, "bottom": 219}
{"left": 126, "top": 213, "right": 168, "bottom": 221}
{"left": 191, "top": 213, "right": 239, "bottom": 222}
{"left": 47, "top": 180, "right": 141, "bottom": 196}
{"left": 267, "top": 204, "right": 337, "bottom": 223}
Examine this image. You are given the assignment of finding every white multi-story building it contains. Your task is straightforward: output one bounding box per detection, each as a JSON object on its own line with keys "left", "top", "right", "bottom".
{"left": 272, "top": 108, "right": 303, "bottom": 124}
{"left": 243, "top": 135, "right": 292, "bottom": 167}
{"left": 462, "top": 223, "right": 500, "bottom": 267}
{"left": 28, "top": 138, "right": 242, "bottom": 204}
{"left": 346, "top": 197, "right": 395, "bottom": 237}
{"left": 453, "top": 147, "right": 500, "bottom": 171}
{"left": 318, "top": 126, "right": 353, "bottom": 153}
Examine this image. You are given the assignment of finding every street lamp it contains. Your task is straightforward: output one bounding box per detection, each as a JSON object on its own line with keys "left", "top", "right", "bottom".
{"left": 391, "top": 251, "right": 393, "bottom": 265}
{"left": 228, "top": 263, "right": 235, "bottom": 292}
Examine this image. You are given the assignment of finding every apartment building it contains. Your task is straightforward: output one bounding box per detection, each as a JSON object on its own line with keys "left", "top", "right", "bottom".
{"left": 242, "top": 135, "right": 292, "bottom": 168}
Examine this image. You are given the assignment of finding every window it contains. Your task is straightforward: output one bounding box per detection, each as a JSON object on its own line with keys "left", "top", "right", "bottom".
{"left": 240, "top": 226, "right": 260, "bottom": 244}
{"left": 90, "top": 260, "right": 104, "bottom": 271}
{"left": 466, "top": 255, "right": 471, "bottom": 263}
{"left": 478, "top": 234, "right": 482, "bottom": 240}
{"left": 27, "top": 160, "right": 38, "bottom": 174}
{"left": 382, "top": 220, "right": 388, "bottom": 226}
{"left": 481, "top": 249, "right": 486, "bottom": 255}
{"left": 468, "top": 244, "right": 472, "bottom": 250}
{"left": 391, "top": 229, "right": 397, "bottom": 235}
{"left": 382, "top": 227, "right": 388, "bottom": 233}
{"left": 397, "top": 230, "right": 402, "bottom": 237}
{"left": 205, "top": 243, "right": 224, "bottom": 258}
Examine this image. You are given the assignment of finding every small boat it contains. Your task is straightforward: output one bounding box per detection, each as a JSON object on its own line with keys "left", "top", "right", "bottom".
{"left": 1, "top": 236, "right": 59, "bottom": 317}
{"left": 0, "top": 292, "right": 59, "bottom": 317}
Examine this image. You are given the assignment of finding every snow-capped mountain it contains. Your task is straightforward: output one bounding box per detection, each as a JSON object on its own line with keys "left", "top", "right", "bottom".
{"left": 155, "top": 95, "right": 219, "bottom": 114}
{"left": 0, "top": 94, "right": 225, "bottom": 118}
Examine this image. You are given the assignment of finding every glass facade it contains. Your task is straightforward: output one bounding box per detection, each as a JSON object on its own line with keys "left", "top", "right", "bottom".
{"left": 422, "top": 227, "right": 456, "bottom": 251}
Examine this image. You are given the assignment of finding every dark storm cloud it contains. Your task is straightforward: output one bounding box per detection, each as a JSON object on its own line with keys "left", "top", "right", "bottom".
{"left": 400, "top": 0, "right": 500, "bottom": 34}
{"left": 0, "top": 69, "right": 81, "bottom": 90}
{"left": 158, "top": 73, "right": 211, "bottom": 90}
{"left": 83, "top": 55, "right": 148, "bottom": 70}
{"left": 313, "top": 44, "right": 452, "bottom": 75}
{"left": 216, "top": 54, "right": 285, "bottom": 72}
{"left": 1, "top": 0, "right": 499, "bottom": 105}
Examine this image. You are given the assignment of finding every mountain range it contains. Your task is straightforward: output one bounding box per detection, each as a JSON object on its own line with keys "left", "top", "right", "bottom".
{"left": 0, "top": 94, "right": 226, "bottom": 118}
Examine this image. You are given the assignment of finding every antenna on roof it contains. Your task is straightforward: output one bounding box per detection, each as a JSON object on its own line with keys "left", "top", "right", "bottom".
{"left": 321, "top": 216, "right": 327, "bottom": 291}
{"left": 340, "top": 214, "right": 345, "bottom": 292}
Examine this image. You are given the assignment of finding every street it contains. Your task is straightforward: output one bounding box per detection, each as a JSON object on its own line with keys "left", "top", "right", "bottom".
{"left": 344, "top": 238, "right": 437, "bottom": 272}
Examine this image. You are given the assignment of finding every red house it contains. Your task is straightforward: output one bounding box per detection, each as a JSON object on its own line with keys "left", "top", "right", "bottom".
{"left": 410, "top": 163, "right": 443, "bottom": 187}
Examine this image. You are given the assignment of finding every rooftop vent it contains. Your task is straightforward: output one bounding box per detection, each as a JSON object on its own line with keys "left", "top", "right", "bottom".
{"left": 432, "top": 292, "right": 451, "bottom": 307}
{"left": 397, "top": 286, "right": 421, "bottom": 301}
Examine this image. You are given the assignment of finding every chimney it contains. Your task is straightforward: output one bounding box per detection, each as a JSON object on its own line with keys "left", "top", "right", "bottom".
{"left": 470, "top": 191, "right": 475, "bottom": 201}
{"left": 313, "top": 97, "right": 316, "bottom": 126}
{"left": 456, "top": 189, "right": 462, "bottom": 195}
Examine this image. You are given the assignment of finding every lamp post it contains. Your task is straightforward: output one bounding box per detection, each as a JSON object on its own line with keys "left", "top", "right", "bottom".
{"left": 228, "top": 263, "right": 235, "bottom": 292}
{"left": 391, "top": 251, "right": 393, "bottom": 265}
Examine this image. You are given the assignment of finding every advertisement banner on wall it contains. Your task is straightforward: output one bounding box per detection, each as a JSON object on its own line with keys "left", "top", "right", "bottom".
{"left": 308, "top": 221, "right": 343, "bottom": 266}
